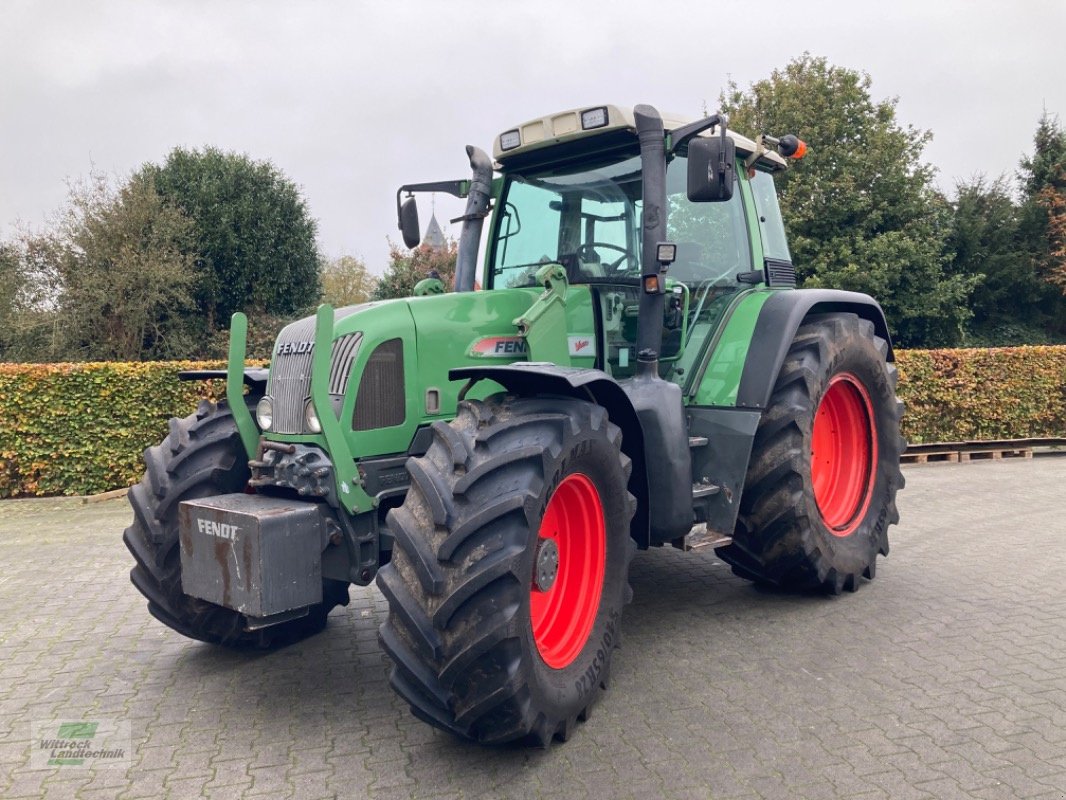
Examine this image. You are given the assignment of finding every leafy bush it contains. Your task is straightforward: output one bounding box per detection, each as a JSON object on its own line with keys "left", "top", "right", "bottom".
{"left": 0, "top": 361, "right": 227, "bottom": 497}
{"left": 0, "top": 348, "right": 1062, "bottom": 497}
{"left": 896, "top": 347, "right": 1066, "bottom": 443}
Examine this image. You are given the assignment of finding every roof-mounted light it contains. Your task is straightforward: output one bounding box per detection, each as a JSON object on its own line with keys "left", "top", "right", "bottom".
{"left": 499, "top": 129, "right": 521, "bottom": 151}
{"left": 580, "top": 106, "right": 609, "bottom": 130}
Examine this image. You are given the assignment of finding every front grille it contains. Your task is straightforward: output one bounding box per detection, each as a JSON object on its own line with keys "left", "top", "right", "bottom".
{"left": 265, "top": 306, "right": 365, "bottom": 434}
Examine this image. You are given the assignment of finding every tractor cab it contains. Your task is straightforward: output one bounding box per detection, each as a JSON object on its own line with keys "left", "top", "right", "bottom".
{"left": 400, "top": 104, "right": 799, "bottom": 386}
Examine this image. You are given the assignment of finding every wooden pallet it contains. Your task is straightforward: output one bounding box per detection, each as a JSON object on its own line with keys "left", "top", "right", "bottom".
{"left": 902, "top": 445, "right": 1035, "bottom": 465}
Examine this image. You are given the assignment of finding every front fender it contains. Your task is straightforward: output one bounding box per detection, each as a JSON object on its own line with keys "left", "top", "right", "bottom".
{"left": 450, "top": 364, "right": 651, "bottom": 547}
{"left": 736, "top": 289, "right": 894, "bottom": 410}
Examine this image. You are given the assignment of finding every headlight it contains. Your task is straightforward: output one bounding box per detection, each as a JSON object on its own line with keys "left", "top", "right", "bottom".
{"left": 255, "top": 396, "right": 273, "bottom": 430}
{"left": 304, "top": 400, "right": 322, "bottom": 434}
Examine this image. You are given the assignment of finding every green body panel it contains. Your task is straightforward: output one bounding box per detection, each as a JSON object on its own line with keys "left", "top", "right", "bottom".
{"left": 226, "top": 312, "right": 259, "bottom": 456}
{"left": 407, "top": 283, "right": 596, "bottom": 416}
{"left": 239, "top": 286, "right": 598, "bottom": 510}
{"left": 691, "top": 289, "right": 773, "bottom": 407}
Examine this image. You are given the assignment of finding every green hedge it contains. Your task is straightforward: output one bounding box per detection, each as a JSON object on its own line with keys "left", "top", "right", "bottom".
{"left": 896, "top": 346, "right": 1066, "bottom": 443}
{"left": 0, "top": 361, "right": 228, "bottom": 497}
{"left": 0, "top": 347, "right": 1063, "bottom": 497}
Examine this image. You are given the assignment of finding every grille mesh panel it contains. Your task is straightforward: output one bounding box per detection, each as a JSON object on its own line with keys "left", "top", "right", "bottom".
{"left": 353, "top": 338, "right": 405, "bottom": 431}
{"left": 267, "top": 317, "right": 317, "bottom": 434}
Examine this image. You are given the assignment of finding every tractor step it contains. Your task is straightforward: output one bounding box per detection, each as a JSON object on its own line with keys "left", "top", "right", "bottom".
{"left": 676, "top": 522, "right": 732, "bottom": 551}
{"left": 692, "top": 480, "right": 721, "bottom": 498}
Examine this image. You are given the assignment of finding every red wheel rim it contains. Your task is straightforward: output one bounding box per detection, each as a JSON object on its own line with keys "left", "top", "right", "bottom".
{"left": 530, "top": 473, "right": 606, "bottom": 669}
{"left": 811, "top": 373, "right": 877, "bottom": 537}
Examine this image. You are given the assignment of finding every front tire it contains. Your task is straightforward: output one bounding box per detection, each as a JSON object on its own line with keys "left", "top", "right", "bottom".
{"left": 377, "top": 396, "right": 636, "bottom": 745}
{"left": 717, "top": 313, "right": 905, "bottom": 593}
{"left": 123, "top": 400, "right": 349, "bottom": 647}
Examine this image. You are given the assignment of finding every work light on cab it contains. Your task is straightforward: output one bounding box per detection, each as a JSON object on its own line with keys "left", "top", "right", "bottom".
{"left": 580, "top": 106, "right": 609, "bottom": 130}
{"left": 499, "top": 129, "right": 521, "bottom": 151}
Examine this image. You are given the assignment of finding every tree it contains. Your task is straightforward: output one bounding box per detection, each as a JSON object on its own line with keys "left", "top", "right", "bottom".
{"left": 138, "top": 147, "right": 320, "bottom": 329}
{"left": 720, "top": 55, "right": 976, "bottom": 347}
{"left": 320, "top": 254, "right": 377, "bottom": 307}
{"left": 0, "top": 241, "right": 44, "bottom": 361}
{"left": 0, "top": 225, "right": 69, "bottom": 361}
{"left": 0, "top": 242, "right": 26, "bottom": 348}
{"left": 1019, "top": 113, "right": 1066, "bottom": 303}
{"left": 947, "top": 175, "right": 1047, "bottom": 341}
{"left": 21, "top": 173, "right": 199, "bottom": 361}
{"left": 371, "top": 239, "right": 458, "bottom": 301}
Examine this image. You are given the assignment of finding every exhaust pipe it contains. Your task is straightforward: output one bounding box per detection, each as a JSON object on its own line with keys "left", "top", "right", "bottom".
{"left": 633, "top": 105, "right": 667, "bottom": 376}
{"left": 454, "top": 145, "right": 493, "bottom": 292}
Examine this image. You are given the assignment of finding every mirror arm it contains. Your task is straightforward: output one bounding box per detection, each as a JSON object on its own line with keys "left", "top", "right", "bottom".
{"left": 668, "top": 113, "right": 728, "bottom": 156}
{"left": 394, "top": 180, "right": 470, "bottom": 232}
{"left": 670, "top": 113, "right": 732, "bottom": 194}
{"left": 744, "top": 135, "right": 774, "bottom": 172}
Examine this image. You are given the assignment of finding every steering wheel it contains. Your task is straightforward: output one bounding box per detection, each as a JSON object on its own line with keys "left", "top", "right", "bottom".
{"left": 576, "top": 242, "right": 633, "bottom": 272}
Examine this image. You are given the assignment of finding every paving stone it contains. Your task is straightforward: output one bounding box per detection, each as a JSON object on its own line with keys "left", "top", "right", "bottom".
{"left": 0, "top": 459, "right": 1064, "bottom": 799}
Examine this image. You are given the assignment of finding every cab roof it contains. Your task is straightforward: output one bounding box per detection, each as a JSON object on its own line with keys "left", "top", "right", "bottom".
{"left": 493, "top": 103, "right": 788, "bottom": 171}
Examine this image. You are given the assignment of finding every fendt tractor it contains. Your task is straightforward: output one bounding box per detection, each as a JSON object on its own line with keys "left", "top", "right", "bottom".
{"left": 124, "top": 103, "right": 904, "bottom": 746}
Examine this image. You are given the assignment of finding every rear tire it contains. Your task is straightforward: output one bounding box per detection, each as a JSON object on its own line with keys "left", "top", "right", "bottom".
{"left": 377, "top": 396, "right": 636, "bottom": 745}
{"left": 717, "top": 313, "right": 905, "bottom": 593}
{"left": 123, "top": 400, "right": 349, "bottom": 647}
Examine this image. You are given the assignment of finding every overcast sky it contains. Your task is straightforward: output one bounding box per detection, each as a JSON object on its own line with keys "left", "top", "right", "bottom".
{"left": 2, "top": 0, "right": 1063, "bottom": 274}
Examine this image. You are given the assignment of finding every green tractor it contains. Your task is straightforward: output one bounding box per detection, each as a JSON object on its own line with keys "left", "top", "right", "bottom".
{"left": 124, "top": 104, "right": 904, "bottom": 745}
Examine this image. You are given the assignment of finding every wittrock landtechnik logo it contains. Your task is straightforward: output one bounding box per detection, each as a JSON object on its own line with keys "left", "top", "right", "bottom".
{"left": 30, "top": 720, "right": 132, "bottom": 769}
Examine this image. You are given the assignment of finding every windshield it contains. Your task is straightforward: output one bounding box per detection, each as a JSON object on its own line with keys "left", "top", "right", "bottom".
{"left": 490, "top": 150, "right": 751, "bottom": 289}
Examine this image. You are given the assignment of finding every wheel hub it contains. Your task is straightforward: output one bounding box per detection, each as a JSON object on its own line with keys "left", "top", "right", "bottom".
{"left": 811, "top": 373, "right": 878, "bottom": 536}
{"left": 529, "top": 472, "right": 606, "bottom": 670}
{"left": 533, "top": 537, "right": 560, "bottom": 592}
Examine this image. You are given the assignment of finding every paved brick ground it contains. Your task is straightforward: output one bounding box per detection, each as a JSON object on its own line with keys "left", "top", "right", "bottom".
{"left": 1, "top": 457, "right": 1065, "bottom": 800}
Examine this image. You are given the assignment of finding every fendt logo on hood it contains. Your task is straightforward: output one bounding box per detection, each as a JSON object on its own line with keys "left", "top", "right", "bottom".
{"left": 275, "top": 341, "right": 314, "bottom": 356}
{"left": 468, "top": 335, "right": 596, "bottom": 359}
{"left": 469, "top": 336, "right": 529, "bottom": 358}
{"left": 196, "top": 518, "right": 241, "bottom": 541}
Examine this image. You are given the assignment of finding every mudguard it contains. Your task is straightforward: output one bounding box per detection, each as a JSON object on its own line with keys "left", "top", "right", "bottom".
{"left": 736, "top": 289, "right": 893, "bottom": 410}
{"left": 450, "top": 364, "right": 656, "bottom": 547}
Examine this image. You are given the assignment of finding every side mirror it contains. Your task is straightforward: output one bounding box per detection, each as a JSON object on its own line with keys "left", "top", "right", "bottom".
{"left": 399, "top": 196, "right": 421, "bottom": 248}
{"left": 687, "top": 136, "right": 736, "bottom": 202}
